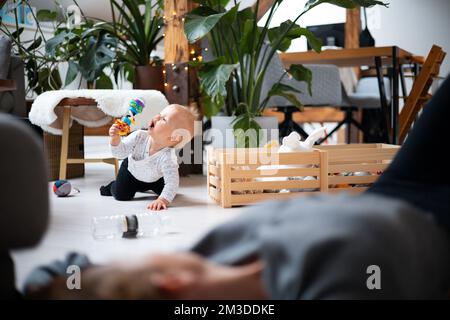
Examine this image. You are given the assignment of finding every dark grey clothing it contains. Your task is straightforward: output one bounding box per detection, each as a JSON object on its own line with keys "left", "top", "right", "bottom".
{"left": 369, "top": 76, "right": 450, "bottom": 232}
{"left": 192, "top": 194, "right": 450, "bottom": 299}
{"left": 24, "top": 253, "right": 92, "bottom": 293}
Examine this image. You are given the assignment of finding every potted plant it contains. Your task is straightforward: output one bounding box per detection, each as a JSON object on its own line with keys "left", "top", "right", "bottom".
{"left": 184, "top": 0, "right": 387, "bottom": 147}
{"left": 0, "top": 0, "right": 63, "bottom": 95}
{"left": 84, "top": 0, "right": 165, "bottom": 90}
{"left": 42, "top": 2, "right": 118, "bottom": 89}
{"left": 0, "top": 0, "right": 117, "bottom": 93}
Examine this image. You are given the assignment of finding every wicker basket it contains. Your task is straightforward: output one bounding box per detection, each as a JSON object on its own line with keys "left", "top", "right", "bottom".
{"left": 207, "top": 144, "right": 399, "bottom": 208}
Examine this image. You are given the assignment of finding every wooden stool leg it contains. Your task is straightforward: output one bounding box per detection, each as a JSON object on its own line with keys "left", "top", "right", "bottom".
{"left": 59, "top": 106, "right": 71, "bottom": 180}
{"left": 114, "top": 159, "right": 119, "bottom": 177}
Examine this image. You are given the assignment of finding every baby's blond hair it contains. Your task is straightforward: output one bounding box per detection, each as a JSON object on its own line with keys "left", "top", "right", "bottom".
{"left": 170, "top": 104, "right": 196, "bottom": 149}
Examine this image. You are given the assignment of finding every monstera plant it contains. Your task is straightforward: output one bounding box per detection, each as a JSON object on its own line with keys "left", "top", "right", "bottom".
{"left": 47, "top": 0, "right": 165, "bottom": 89}
{"left": 184, "top": 0, "right": 387, "bottom": 147}
{"left": 44, "top": 8, "right": 118, "bottom": 89}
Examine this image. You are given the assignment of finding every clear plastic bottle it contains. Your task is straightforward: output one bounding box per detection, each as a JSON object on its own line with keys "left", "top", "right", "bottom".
{"left": 91, "top": 213, "right": 167, "bottom": 240}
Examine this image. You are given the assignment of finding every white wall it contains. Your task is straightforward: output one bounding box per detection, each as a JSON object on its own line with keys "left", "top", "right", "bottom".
{"left": 367, "top": 0, "right": 450, "bottom": 77}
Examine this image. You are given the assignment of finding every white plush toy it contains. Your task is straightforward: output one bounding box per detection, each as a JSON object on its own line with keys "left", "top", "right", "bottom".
{"left": 257, "top": 127, "right": 327, "bottom": 193}
{"left": 280, "top": 127, "right": 327, "bottom": 192}
{"left": 279, "top": 127, "right": 327, "bottom": 152}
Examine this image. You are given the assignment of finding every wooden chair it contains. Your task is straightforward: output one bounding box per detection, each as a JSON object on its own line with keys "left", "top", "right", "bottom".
{"left": 399, "top": 45, "right": 446, "bottom": 144}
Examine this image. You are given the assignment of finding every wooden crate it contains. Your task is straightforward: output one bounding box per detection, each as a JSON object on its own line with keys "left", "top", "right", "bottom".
{"left": 44, "top": 122, "right": 85, "bottom": 181}
{"left": 316, "top": 144, "right": 399, "bottom": 194}
{"left": 207, "top": 144, "right": 399, "bottom": 208}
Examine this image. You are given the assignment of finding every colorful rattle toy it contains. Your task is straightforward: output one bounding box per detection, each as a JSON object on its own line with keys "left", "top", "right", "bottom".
{"left": 115, "top": 98, "right": 145, "bottom": 136}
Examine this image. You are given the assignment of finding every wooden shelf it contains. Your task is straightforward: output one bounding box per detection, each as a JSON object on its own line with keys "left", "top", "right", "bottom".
{"left": 280, "top": 47, "right": 419, "bottom": 68}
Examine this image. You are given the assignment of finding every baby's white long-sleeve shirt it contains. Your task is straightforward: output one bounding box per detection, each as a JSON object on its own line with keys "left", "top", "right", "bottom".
{"left": 110, "top": 130, "right": 179, "bottom": 202}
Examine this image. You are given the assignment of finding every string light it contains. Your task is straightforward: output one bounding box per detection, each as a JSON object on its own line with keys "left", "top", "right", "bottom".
{"left": 204, "top": 47, "right": 208, "bottom": 52}
{"left": 164, "top": 83, "right": 168, "bottom": 87}
{"left": 162, "top": 12, "right": 186, "bottom": 24}
{"left": 190, "top": 49, "right": 196, "bottom": 55}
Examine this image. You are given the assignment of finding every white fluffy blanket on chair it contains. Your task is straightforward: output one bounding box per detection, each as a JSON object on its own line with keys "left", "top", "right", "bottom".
{"left": 29, "top": 89, "right": 169, "bottom": 135}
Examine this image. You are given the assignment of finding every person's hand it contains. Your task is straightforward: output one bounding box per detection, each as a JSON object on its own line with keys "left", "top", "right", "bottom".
{"left": 148, "top": 197, "right": 169, "bottom": 211}
{"left": 109, "top": 123, "right": 120, "bottom": 138}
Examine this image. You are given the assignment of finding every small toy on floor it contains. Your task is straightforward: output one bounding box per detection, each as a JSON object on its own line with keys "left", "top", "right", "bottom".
{"left": 91, "top": 212, "right": 171, "bottom": 240}
{"left": 115, "top": 98, "right": 145, "bottom": 136}
{"left": 53, "top": 180, "right": 80, "bottom": 197}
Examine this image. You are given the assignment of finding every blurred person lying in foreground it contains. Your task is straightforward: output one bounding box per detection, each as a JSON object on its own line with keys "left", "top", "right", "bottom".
{"left": 25, "top": 77, "right": 450, "bottom": 300}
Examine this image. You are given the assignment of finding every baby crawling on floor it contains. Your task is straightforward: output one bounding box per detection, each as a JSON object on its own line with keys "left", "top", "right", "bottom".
{"left": 100, "top": 104, "right": 195, "bottom": 211}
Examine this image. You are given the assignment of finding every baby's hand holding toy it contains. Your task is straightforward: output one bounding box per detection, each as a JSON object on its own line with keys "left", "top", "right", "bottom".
{"left": 115, "top": 98, "right": 145, "bottom": 136}
{"left": 109, "top": 124, "right": 120, "bottom": 138}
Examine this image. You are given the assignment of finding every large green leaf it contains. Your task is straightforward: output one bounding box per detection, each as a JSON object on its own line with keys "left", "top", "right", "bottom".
{"left": 288, "top": 64, "right": 313, "bottom": 96}
{"left": 65, "top": 61, "right": 79, "bottom": 87}
{"left": 78, "top": 34, "right": 116, "bottom": 82}
{"left": 221, "top": 3, "right": 239, "bottom": 25}
{"left": 240, "top": 19, "right": 263, "bottom": 54}
{"left": 201, "top": 92, "right": 224, "bottom": 119}
{"left": 11, "top": 27, "right": 24, "bottom": 39}
{"left": 237, "top": 6, "right": 255, "bottom": 19}
{"left": 184, "top": 4, "right": 238, "bottom": 44}
{"left": 271, "top": 82, "right": 302, "bottom": 94}
{"left": 45, "top": 31, "right": 77, "bottom": 57}
{"left": 184, "top": 8, "right": 226, "bottom": 43}
{"left": 354, "top": 0, "right": 388, "bottom": 6}
{"left": 25, "top": 59, "right": 39, "bottom": 90}
{"left": 268, "top": 20, "right": 322, "bottom": 52}
{"left": 304, "top": 0, "right": 388, "bottom": 10}
{"left": 193, "top": 0, "right": 231, "bottom": 7}
{"left": 198, "top": 58, "right": 238, "bottom": 104}
{"left": 95, "top": 72, "right": 114, "bottom": 89}
{"left": 232, "top": 114, "right": 262, "bottom": 148}
{"left": 300, "top": 27, "right": 322, "bottom": 53}
{"left": 267, "top": 83, "right": 304, "bottom": 110}
{"left": 27, "top": 36, "right": 42, "bottom": 51}
{"left": 123, "top": 62, "right": 135, "bottom": 83}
